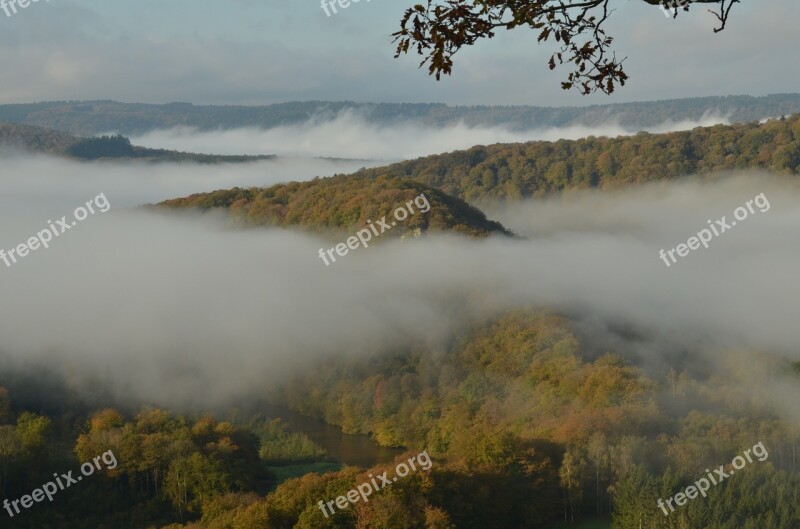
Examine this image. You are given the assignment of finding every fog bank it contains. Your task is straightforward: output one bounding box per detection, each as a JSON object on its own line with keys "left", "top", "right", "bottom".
{"left": 0, "top": 156, "right": 796, "bottom": 413}
{"left": 129, "top": 111, "right": 730, "bottom": 161}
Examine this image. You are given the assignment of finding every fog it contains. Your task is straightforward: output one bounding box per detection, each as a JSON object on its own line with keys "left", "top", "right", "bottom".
{"left": 0, "top": 152, "right": 378, "bottom": 224}
{"left": 128, "top": 111, "right": 730, "bottom": 161}
{"left": 0, "top": 151, "right": 797, "bottom": 413}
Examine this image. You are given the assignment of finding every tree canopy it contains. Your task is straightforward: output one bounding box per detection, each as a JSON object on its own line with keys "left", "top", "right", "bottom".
{"left": 156, "top": 174, "right": 511, "bottom": 238}
{"left": 355, "top": 114, "right": 800, "bottom": 201}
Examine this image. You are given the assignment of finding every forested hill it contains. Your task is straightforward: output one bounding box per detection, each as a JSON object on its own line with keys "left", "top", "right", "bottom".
{"left": 0, "top": 122, "right": 81, "bottom": 155}
{"left": 354, "top": 114, "right": 800, "bottom": 202}
{"left": 157, "top": 175, "right": 510, "bottom": 238}
{"left": 1, "top": 94, "right": 799, "bottom": 135}
{"left": 0, "top": 122, "right": 274, "bottom": 163}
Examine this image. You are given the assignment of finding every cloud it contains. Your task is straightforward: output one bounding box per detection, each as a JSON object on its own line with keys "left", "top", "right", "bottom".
{"left": 0, "top": 1, "right": 796, "bottom": 105}
{"left": 128, "top": 112, "right": 730, "bottom": 161}
{"left": 480, "top": 174, "right": 798, "bottom": 357}
{"left": 0, "top": 153, "right": 797, "bottom": 415}
{"left": 0, "top": 152, "right": 379, "bottom": 217}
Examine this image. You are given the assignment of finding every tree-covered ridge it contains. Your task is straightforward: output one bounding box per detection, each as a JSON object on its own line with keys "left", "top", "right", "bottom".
{"left": 0, "top": 122, "right": 79, "bottom": 155}
{"left": 283, "top": 311, "right": 659, "bottom": 455}
{"left": 278, "top": 310, "right": 800, "bottom": 528}
{"left": 0, "top": 123, "right": 274, "bottom": 163}
{"left": 355, "top": 114, "right": 800, "bottom": 201}
{"left": 66, "top": 134, "right": 136, "bottom": 158}
{"left": 157, "top": 175, "right": 511, "bottom": 238}
{"left": 1, "top": 94, "right": 800, "bottom": 135}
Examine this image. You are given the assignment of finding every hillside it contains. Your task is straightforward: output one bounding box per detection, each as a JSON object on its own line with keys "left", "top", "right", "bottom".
{"left": 353, "top": 114, "right": 800, "bottom": 201}
{"left": 1, "top": 94, "right": 799, "bottom": 135}
{"left": 0, "top": 122, "right": 274, "bottom": 163}
{"left": 157, "top": 174, "right": 510, "bottom": 238}
{"left": 3, "top": 306, "right": 798, "bottom": 529}
{"left": 0, "top": 122, "right": 80, "bottom": 155}
{"left": 272, "top": 308, "right": 800, "bottom": 529}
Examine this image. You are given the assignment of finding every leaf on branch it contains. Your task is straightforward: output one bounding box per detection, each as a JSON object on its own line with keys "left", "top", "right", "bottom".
{"left": 392, "top": 0, "right": 736, "bottom": 95}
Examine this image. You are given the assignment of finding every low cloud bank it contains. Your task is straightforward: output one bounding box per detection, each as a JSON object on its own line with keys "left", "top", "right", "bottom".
{"left": 0, "top": 155, "right": 797, "bottom": 415}
{"left": 0, "top": 153, "right": 377, "bottom": 224}
{"left": 129, "top": 111, "right": 730, "bottom": 161}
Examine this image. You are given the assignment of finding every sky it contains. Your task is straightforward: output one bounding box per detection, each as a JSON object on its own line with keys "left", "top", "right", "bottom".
{"left": 0, "top": 0, "right": 795, "bottom": 107}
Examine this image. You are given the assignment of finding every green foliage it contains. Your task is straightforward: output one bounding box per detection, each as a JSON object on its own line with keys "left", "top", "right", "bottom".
{"left": 166, "top": 452, "right": 232, "bottom": 515}
{"left": 66, "top": 134, "right": 134, "bottom": 159}
{"left": 0, "top": 122, "right": 273, "bottom": 163}
{"left": 612, "top": 465, "right": 800, "bottom": 529}
{"left": 74, "top": 408, "right": 261, "bottom": 521}
{"left": 609, "top": 466, "right": 662, "bottom": 529}
{"left": 200, "top": 493, "right": 271, "bottom": 529}
{"left": 252, "top": 418, "right": 327, "bottom": 463}
{"left": 15, "top": 412, "right": 52, "bottom": 455}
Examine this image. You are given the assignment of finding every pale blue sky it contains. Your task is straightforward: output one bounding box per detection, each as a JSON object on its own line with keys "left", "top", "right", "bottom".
{"left": 0, "top": 0, "right": 794, "bottom": 106}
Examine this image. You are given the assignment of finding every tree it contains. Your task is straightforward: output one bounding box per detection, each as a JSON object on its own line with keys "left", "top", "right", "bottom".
{"left": 424, "top": 506, "right": 458, "bottom": 529}
{"left": 67, "top": 134, "right": 134, "bottom": 159}
{"left": 394, "top": 0, "right": 740, "bottom": 94}
{"left": 165, "top": 453, "right": 232, "bottom": 517}
{"left": 587, "top": 433, "right": 610, "bottom": 515}
{"left": 559, "top": 448, "right": 587, "bottom": 523}
{"left": 355, "top": 494, "right": 419, "bottom": 529}
{"left": 610, "top": 466, "right": 661, "bottom": 529}
{"left": 16, "top": 412, "right": 52, "bottom": 456}
{"left": 89, "top": 408, "right": 125, "bottom": 431}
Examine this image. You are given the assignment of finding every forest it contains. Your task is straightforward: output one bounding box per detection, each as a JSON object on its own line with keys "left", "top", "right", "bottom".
{"left": 156, "top": 175, "right": 510, "bottom": 239}
{"left": 356, "top": 115, "right": 800, "bottom": 202}
{"left": 1, "top": 0, "right": 796, "bottom": 526}
{"left": 0, "top": 124, "right": 274, "bottom": 163}
{"left": 1, "top": 309, "right": 798, "bottom": 528}
{"left": 2, "top": 114, "right": 799, "bottom": 529}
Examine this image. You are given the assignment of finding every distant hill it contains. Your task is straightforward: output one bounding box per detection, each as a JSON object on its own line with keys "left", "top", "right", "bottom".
{"left": 351, "top": 114, "right": 800, "bottom": 201}
{"left": 1, "top": 94, "right": 800, "bottom": 135}
{"left": 157, "top": 175, "right": 510, "bottom": 238}
{"left": 0, "top": 122, "right": 274, "bottom": 163}
{"left": 0, "top": 122, "right": 79, "bottom": 155}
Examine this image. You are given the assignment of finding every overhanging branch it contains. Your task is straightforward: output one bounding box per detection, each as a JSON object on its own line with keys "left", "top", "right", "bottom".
{"left": 393, "top": 0, "right": 739, "bottom": 94}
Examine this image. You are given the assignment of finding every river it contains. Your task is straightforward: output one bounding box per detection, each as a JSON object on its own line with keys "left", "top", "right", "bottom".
{"left": 264, "top": 406, "right": 405, "bottom": 468}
